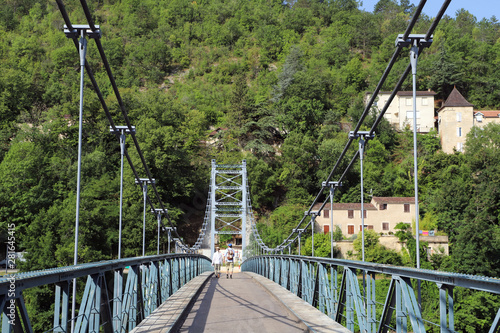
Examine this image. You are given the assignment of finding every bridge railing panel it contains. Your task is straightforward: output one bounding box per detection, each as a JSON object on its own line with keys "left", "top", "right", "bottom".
{"left": 0, "top": 254, "right": 211, "bottom": 332}
{"left": 242, "top": 255, "right": 500, "bottom": 333}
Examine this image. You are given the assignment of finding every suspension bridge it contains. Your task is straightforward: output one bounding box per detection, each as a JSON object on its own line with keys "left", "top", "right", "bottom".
{"left": 1, "top": 0, "right": 500, "bottom": 332}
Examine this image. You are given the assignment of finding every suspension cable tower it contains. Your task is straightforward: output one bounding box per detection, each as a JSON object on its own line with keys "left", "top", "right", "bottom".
{"left": 207, "top": 160, "right": 250, "bottom": 259}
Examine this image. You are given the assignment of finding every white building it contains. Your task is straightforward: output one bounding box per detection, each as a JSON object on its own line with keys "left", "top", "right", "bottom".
{"left": 367, "top": 90, "right": 437, "bottom": 133}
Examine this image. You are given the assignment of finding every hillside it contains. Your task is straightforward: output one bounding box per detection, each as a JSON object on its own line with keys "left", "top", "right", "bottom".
{"left": 1, "top": 0, "right": 500, "bottom": 331}
{"left": 0, "top": 0, "right": 499, "bottom": 276}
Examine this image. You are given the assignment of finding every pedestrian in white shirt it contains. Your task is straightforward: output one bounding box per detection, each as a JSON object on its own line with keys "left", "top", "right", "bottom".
{"left": 212, "top": 247, "right": 223, "bottom": 278}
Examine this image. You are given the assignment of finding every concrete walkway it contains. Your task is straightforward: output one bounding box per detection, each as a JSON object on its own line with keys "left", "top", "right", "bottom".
{"left": 178, "top": 272, "right": 307, "bottom": 333}
{"left": 132, "top": 270, "right": 351, "bottom": 332}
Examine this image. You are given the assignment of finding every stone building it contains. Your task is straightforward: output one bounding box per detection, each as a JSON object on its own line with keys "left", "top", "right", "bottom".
{"left": 437, "top": 87, "right": 500, "bottom": 153}
{"left": 312, "top": 197, "right": 415, "bottom": 236}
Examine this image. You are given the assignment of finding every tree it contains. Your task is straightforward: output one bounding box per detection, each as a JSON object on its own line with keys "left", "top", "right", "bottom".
{"left": 257, "top": 204, "right": 306, "bottom": 248}
{"left": 448, "top": 124, "right": 500, "bottom": 277}
{"left": 352, "top": 229, "right": 403, "bottom": 265}
{"left": 394, "top": 222, "right": 430, "bottom": 267}
{"left": 302, "top": 233, "right": 340, "bottom": 258}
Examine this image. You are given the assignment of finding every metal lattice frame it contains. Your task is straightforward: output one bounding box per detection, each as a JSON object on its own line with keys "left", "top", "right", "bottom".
{"left": 0, "top": 254, "right": 211, "bottom": 332}
{"left": 242, "top": 255, "right": 500, "bottom": 333}
{"left": 209, "top": 160, "right": 249, "bottom": 258}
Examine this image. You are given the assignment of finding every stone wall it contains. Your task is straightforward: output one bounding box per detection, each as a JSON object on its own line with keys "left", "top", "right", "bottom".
{"left": 335, "top": 235, "right": 449, "bottom": 259}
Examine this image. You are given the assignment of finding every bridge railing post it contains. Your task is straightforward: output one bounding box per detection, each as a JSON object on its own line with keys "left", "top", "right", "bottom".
{"left": 54, "top": 281, "right": 70, "bottom": 332}
{"left": 438, "top": 283, "right": 455, "bottom": 332}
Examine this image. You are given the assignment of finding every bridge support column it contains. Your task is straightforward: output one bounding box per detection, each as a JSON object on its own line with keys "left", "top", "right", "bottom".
{"left": 112, "top": 270, "right": 123, "bottom": 332}
{"left": 54, "top": 281, "right": 70, "bottom": 332}
{"left": 242, "top": 160, "right": 248, "bottom": 258}
{"left": 209, "top": 160, "right": 252, "bottom": 259}
{"left": 210, "top": 159, "right": 216, "bottom": 260}
{"left": 74, "top": 273, "right": 112, "bottom": 333}
{"left": 135, "top": 178, "right": 155, "bottom": 257}
{"left": 438, "top": 283, "right": 454, "bottom": 333}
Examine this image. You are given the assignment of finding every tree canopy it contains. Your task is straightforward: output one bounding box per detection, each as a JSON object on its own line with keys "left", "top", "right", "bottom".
{"left": 1, "top": 0, "right": 500, "bottom": 329}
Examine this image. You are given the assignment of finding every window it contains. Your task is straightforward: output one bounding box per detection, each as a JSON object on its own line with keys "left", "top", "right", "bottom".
{"left": 348, "top": 210, "right": 354, "bottom": 219}
{"left": 359, "top": 225, "right": 373, "bottom": 231}
{"left": 421, "top": 97, "right": 428, "bottom": 106}
{"left": 456, "top": 112, "right": 462, "bottom": 122}
{"left": 406, "top": 98, "right": 412, "bottom": 106}
{"left": 380, "top": 203, "right": 387, "bottom": 210}
{"left": 383, "top": 222, "right": 389, "bottom": 231}
{"left": 476, "top": 113, "right": 483, "bottom": 122}
{"left": 404, "top": 204, "right": 410, "bottom": 213}
{"left": 323, "top": 225, "right": 329, "bottom": 234}
{"left": 348, "top": 225, "right": 354, "bottom": 234}
{"left": 457, "top": 142, "right": 463, "bottom": 152}
{"left": 324, "top": 210, "right": 329, "bottom": 218}
{"left": 406, "top": 110, "right": 421, "bottom": 119}
{"left": 457, "top": 127, "right": 462, "bottom": 137}
{"left": 362, "top": 210, "right": 367, "bottom": 218}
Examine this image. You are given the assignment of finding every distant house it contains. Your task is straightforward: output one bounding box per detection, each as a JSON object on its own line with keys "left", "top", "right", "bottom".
{"left": 437, "top": 87, "right": 500, "bottom": 153}
{"left": 202, "top": 127, "right": 227, "bottom": 145}
{"left": 366, "top": 90, "right": 437, "bottom": 133}
{"left": 312, "top": 197, "right": 415, "bottom": 236}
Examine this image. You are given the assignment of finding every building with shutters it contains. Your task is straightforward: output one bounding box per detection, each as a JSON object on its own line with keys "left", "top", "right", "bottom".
{"left": 312, "top": 197, "right": 415, "bottom": 236}
{"left": 366, "top": 90, "right": 437, "bottom": 133}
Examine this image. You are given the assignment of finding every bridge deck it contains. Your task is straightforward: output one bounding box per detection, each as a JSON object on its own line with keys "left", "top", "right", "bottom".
{"left": 132, "top": 270, "right": 350, "bottom": 332}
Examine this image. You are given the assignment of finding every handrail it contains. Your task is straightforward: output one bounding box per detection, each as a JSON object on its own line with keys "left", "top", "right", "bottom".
{"left": 0, "top": 254, "right": 208, "bottom": 291}
{"left": 242, "top": 255, "right": 500, "bottom": 332}
{"left": 0, "top": 254, "right": 212, "bottom": 331}
{"left": 248, "top": 255, "right": 500, "bottom": 294}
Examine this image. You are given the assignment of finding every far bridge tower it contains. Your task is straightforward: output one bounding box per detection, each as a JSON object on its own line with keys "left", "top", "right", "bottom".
{"left": 205, "top": 160, "right": 251, "bottom": 259}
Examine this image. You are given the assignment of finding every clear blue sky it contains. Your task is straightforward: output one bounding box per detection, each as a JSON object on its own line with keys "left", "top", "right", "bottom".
{"left": 359, "top": 0, "right": 499, "bottom": 21}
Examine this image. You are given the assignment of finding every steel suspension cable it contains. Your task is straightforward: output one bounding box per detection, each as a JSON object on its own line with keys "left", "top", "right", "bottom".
{"left": 56, "top": 0, "right": 187, "bottom": 247}
{"left": 269, "top": 0, "right": 450, "bottom": 253}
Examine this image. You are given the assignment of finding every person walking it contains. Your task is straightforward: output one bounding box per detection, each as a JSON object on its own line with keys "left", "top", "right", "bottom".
{"left": 225, "top": 244, "right": 235, "bottom": 279}
{"left": 212, "top": 247, "right": 222, "bottom": 278}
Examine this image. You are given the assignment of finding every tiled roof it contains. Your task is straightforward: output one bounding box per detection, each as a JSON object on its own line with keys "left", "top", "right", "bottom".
{"left": 474, "top": 110, "right": 500, "bottom": 118}
{"left": 370, "top": 91, "right": 436, "bottom": 96}
{"left": 441, "top": 87, "right": 473, "bottom": 108}
{"left": 208, "top": 127, "right": 228, "bottom": 136}
{"left": 313, "top": 197, "right": 415, "bottom": 211}
{"left": 371, "top": 197, "right": 415, "bottom": 204}
{"left": 396, "top": 91, "right": 436, "bottom": 96}
{"left": 313, "top": 203, "right": 377, "bottom": 211}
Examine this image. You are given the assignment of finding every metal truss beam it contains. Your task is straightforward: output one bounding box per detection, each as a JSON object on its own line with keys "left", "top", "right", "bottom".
{"left": 243, "top": 255, "right": 500, "bottom": 332}
{"left": 0, "top": 254, "right": 211, "bottom": 332}
{"left": 210, "top": 160, "right": 249, "bottom": 259}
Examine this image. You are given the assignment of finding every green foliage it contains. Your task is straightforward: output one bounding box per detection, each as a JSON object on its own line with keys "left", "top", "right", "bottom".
{"left": 420, "top": 211, "right": 438, "bottom": 231}
{"left": 257, "top": 204, "right": 306, "bottom": 248}
{"left": 1, "top": 0, "right": 500, "bottom": 327}
{"left": 302, "top": 233, "right": 339, "bottom": 258}
{"left": 218, "top": 227, "right": 233, "bottom": 244}
{"left": 352, "top": 229, "right": 403, "bottom": 265}
{"left": 394, "top": 222, "right": 412, "bottom": 242}
{"left": 453, "top": 289, "right": 500, "bottom": 332}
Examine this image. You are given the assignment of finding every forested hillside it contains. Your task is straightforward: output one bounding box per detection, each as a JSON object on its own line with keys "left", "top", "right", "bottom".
{"left": 1, "top": 0, "right": 500, "bottom": 330}
{"left": 2, "top": 0, "right": 500, "bottom": 269}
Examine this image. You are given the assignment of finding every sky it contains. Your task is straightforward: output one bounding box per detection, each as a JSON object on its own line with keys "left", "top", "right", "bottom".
{"left": 359, "top": 0, "right": 499, "bottom": 21}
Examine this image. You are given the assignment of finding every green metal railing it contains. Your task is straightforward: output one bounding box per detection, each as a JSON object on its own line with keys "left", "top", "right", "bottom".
{"left": 0, "top": 254, "right": 211, "bottom": 332}
{"left": 243, "top": 255, "right": 500, "bottom": 333}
